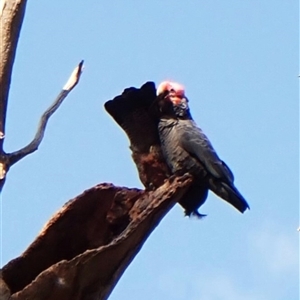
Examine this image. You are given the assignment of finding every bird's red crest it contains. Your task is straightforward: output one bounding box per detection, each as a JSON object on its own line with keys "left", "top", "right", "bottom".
{"left": 157, "top": 81, "right": 186, "bottom": 105}
{"left": 157, "top": 81, "right": 185, "bottom": 97}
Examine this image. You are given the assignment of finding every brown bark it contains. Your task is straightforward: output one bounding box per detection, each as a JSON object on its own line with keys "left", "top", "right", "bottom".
{"left": 1, "top": 175, "right": 192, "bottom": 300}
{"left": 104, "top": 82, "right": 171, "bottom": 191}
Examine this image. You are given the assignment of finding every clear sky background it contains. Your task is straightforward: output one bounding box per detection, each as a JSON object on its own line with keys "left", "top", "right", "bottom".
{"left": 1, "top": 1, "right": 298, "bottom": 300}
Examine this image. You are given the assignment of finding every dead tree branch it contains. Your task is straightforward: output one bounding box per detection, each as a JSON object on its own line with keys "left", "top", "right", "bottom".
{"left": 0, "top": 3, "right": 193, "bottom": 300}
{"left": 0, "top": 0, "right": 84, "bottom": 192}
{"left": 9, "top": 60, "right": 84, "bottom": 166}
{"left": 0, "top": 0, "right": 28, "bottom": 150}
{"left": 1, "top": 175, "right": 192, "bottom": 299}
{"left": 0, "top": 60, "right": 84, "bottom": 192}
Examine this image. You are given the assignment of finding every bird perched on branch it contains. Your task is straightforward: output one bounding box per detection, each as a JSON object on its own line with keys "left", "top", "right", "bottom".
{"left": 156, "top": 81, "right": 249, "bottom": 217}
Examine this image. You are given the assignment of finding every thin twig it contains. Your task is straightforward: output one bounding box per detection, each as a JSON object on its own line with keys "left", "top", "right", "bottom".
{"left": 8, "top": 60, "right": 84, "bottom": 166}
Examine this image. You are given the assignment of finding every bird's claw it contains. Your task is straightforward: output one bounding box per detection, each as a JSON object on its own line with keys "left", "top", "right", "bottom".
{"left": 185, "top": 210, "right": 207, "bottom": 219}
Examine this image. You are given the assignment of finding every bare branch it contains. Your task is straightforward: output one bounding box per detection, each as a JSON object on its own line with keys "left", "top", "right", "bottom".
{"left": 8, "top": 60, "right": 84, "bottom": 166}
{"left": 0, "top": 0, "right": 28, "bottom": 151}
{"left": 63, "top": 60, "right": 84, "bottom": 90}
{"left": 0, "top": 2, "right": 85, "bottom": 193}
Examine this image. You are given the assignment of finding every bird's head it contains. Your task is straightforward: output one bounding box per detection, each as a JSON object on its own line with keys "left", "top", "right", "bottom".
{"left": 156, "top": 80, "right": 191, "bottom": 118}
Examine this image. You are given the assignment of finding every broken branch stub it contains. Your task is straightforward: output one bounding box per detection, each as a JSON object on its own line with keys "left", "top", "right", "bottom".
{"left": 104, "top": 82, "right": 170, "bottom": 190}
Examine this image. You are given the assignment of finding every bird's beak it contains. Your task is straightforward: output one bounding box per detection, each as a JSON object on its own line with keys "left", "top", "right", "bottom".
{"left": 169, "top": 95, "right": 188, "bottom": 106}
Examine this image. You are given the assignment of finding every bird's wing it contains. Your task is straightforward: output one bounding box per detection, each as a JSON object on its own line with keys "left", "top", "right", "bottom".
{"left": 178, "top": 123, "right": 234, "bottom": 182}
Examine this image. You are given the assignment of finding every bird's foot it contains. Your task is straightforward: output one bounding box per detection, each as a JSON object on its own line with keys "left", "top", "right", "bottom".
{"left": 185, "top": 210, "right": 207, "bottom": 219}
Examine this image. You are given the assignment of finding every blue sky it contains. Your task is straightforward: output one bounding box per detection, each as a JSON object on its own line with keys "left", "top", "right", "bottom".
{"left": 1, "top": 1, "right": 298, "bottom": 300}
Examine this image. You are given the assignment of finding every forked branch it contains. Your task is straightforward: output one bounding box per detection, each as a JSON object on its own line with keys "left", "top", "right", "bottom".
{"left": 0, "top": 61, "right": 84, "bottom": 192}
{"left": 0, "top": 0, "right": 85, "bottom": 192}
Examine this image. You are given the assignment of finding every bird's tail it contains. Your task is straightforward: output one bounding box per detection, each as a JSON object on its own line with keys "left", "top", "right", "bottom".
{"left": 209, "top": 180, "right": 249, "bottom": 213}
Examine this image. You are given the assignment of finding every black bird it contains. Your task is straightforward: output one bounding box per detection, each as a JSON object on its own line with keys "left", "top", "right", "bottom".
{"left": 156, "top": 81, "right": 249, "bottom": 217}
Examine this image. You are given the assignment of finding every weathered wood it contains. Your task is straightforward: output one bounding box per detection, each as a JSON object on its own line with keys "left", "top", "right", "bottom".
{"left": 0, "top": 1, "right": 84, "bottom": 192}
{"left": 104, "top": 82, "right": 170, "bottom": 190}
{"left": 2, "top": 175, "right": 192, "bottom": 300}
{"left": 0, "top": 60, "right": 84, "bottom": 192}
{"left": 8, "top": 61, "right": 84, "bottom": 166}
{"left": 0, "top": 4, "right": 194, "bottom": 300}
{"left": 0, "top": 0, "right": 28, "bottom": 150}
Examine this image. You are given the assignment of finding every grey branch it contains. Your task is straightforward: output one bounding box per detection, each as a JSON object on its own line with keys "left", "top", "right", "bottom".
{"left": 0, "top": 0, "right": 28, "bottom": 151}
{"left": 9, "top": 60, "right": 84, "bottom": 166}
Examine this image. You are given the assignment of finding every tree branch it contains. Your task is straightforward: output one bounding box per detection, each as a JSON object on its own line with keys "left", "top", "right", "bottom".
{"left": 8, "top": 60, "right": 84, "bottom": 166}
{"left": 1, "top": 176, "right": 192, "bottom": 299}
{"left": 0, "top": 0, "right": 28, "bottom": 151}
